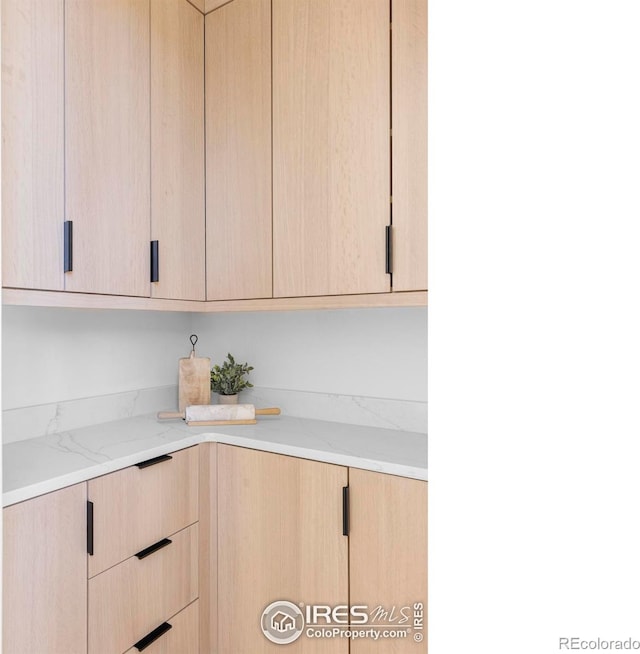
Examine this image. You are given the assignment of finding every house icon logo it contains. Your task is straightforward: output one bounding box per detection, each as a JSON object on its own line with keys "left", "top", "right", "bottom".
{"left": 272, "top": 611, "right": 296, "bottom": 632}
{"left": 261, "top": 600, "right": 305, "bottom": 644}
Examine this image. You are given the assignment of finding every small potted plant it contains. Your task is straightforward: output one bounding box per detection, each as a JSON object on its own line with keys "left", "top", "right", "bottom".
{"left": 210, "top": 353, "right": 254, "bottom": 404}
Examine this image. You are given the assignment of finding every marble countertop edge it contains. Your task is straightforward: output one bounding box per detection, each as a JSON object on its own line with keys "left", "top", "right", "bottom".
{"left": 3, "top": 415, "right": 427, "bottom": 507}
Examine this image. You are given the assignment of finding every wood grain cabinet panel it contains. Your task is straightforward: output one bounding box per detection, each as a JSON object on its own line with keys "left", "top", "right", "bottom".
{"left": 392, "top": 0, "right": 428, "bottom": 292}
{"left": 88, "top": 446, "right": 199, "bottom": 577}
{"left": 151, "top": 0, "right": 205, "bottom": 301}
{"left": 3, "top": 484, "right": 87, "bottom": 654}
{"left": 272, "top": 0, "right": 391, "bottom": 298}
{"left": 65, "top": 0, "right": 150, "bottom": 297}
{"left": 1, "top": 0, "right": 64, "bottom": 291}
{"left": 123, "top": 600, "right": 199, "bottom": 654}
{"left": 206, "top": 0, "right": 272, "bottom": 300}
{"left": 89, "top": 523, "right": 199, "bottom": 654}
{"left": 217, "top": 445, "right": 349, "bottom": 653}
{"left": 198, "top": 443, "right": 218, "bottom": 654}
{"left": 204, "top": 0, "right": 229, "bottom": 12}
{"left": 349, "top": 470, "right": 428, "bottom": 653}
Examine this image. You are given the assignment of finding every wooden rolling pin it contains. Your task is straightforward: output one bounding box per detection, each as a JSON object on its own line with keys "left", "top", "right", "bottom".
{"left": 158, "top": 404, "right": 281, "bottom": 426}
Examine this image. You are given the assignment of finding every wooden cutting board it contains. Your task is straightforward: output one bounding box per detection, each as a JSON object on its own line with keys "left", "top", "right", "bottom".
{"left": 178, "top": 335, "right": 210, "bottom": 412}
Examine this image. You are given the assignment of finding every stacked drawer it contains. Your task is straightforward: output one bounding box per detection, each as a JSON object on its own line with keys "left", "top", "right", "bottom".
{"left": 87, "top": 447, "right": 199, "bottom": 654}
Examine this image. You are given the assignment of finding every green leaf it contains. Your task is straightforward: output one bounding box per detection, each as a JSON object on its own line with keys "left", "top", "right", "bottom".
{"left": 210, "top": 352, "right": 254, "bottom": 394}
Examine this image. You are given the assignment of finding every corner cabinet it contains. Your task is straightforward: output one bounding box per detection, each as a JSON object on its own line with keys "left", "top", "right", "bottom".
{"left": 2, "top": 0, "right": 426, "bottom": 311}
{"left": 2, "top": 442, "right": 427, "bottom": 653}
{"left": 216, "top": 445, "right": 428, "bottom": 653}
{"left": 151, "top": 0, "right": 206, "bottom": 301}
{"left": 3, "top": 483, "right": 88, "bottom": 654}
{"left": 217, "top": 445, "right": 349, "bottom": 653}
{"left": 205, "top": 0, "right": 273, "bottom": 301}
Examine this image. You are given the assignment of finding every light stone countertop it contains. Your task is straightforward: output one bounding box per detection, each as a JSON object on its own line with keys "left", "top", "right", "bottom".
{"left": 3, "top": 414, "right": 427, "bottom": 507}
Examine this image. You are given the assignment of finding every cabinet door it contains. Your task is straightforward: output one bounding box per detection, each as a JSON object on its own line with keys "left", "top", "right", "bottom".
{"left": 3, "top": 484, "right": 88, "bottom": 654}
{"left": 206, "top": 0, "right": 272, "bottom": 300}
{"left": 151, "top": 0, "right": 205, "bottom": 301}
{"left": 65, "top": 0, "right": 150, "bottom": 297}
{"left": 217, "top": 445, "right": 348, "bottom": 653}
{"left": 1, "top": 0, "right": 64, "bottom": 291}
{"left": 272, "top": 0, "right": 390, "bottom": 298}
{"left": 392, "top": 0, "right": 428, "bottom": 292}
{"left": 349, "top": 470, "right": 428, "bottom": 653}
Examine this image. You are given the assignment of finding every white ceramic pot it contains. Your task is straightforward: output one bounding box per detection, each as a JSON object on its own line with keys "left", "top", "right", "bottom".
{"left": 218, "top": 393, "right": 239, "bottom": 405}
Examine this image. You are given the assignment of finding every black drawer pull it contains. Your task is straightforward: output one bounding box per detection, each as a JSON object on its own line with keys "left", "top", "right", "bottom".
{"left": 64, "top": 220, "right": 73, "bottom": 272}
{"left": 134, "top": 622, "right": 172, "bottom": 651}
{"left": 342, "top": 486, "right": 350, "bottom": 536}
{"left": 87, "top": 501, "right": 94, "bottom": 555}
{"left": 135, "top": 538, "right": 172, "bottom": 560}
{"left": 136, "top": 454, "right": 172, "bottom": 469}
{"left": 150, "top": 240, "right": 159, "bottom": 283}
{"left": 385, "top": 225, "right": 393, "bottom": 274}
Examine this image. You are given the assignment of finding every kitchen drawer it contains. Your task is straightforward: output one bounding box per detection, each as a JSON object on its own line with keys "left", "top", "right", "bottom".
{"left": 88, "top": 446, "right": 198, "bottom": 577}
{"left": 89, "top": 523, "right": 198, "bottom": 654}
{"left": 123, "top": 600, "right": 199, "bottom": 654}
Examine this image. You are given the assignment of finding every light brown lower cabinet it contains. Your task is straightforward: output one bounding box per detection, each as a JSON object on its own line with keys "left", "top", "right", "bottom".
{"left": 216, "top": 445, "right": 428, "bottom": 653}
{"left": 2, "top": 443, "right": 427, "bottom": 654}
{"left": 123, "top": 600, "right": 199, "bottom": 654}
{"left": 198, "top": 443, "right": 218, "bottom": 654}
{"left": 350, "top": 469, "right": 428, "bottom": 653}
{"left": 88, "top": 523, "right": 199, "bottom": 654}
{"left": 2, "top": 483, "right": 88, "bottom": 654}
{"left": 87, "top": 446, "right": 199, "bottom": 578}
{"left": 217, "top": 445, "right": 349, "bottom": 653}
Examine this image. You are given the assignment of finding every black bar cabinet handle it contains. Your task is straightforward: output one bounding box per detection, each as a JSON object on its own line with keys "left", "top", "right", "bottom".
{"left": 134, "top": 622, "right": 172, "bottom": 652}
{"left": 64, "top": 221, "right": 73, "bottom": 272}
{"left": 87, "top": 501, "right": 94, "bottom": 555}
{"left": 150, "top": 240, "right": 159, "bottom": 282}
{"left": 385, "top": 225, "right": 392, "bottom": 274}
{"left": 136, "top": 454, "right": 172, "bottom": 469}
{"left": 342, "top": 486, "right": 350, "bottom": 536}
{"left": 135, "top": 537, "right": 172, "bottom": 560}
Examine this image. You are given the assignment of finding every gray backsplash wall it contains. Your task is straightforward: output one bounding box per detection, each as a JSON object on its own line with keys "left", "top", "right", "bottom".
{"left": 191, "top": 307, "right": 428, "bottom": 431}
{"left": 191, "top": 307, "right": 427, "bottom": 401}
{"left": 2, "top": 306, "right": 191, "bottom": 409}
{"left": 2, "top": 305, "right": 427, "bottom": 442}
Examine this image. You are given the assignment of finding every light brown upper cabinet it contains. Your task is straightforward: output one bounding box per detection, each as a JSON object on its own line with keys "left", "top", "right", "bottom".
{"left": 205, "top": 0, "right": 273, "bottom": 300}
{"left": 272, "top": 0, "right": 391, "bottom": 298}
{"left": 349, "top": 469, "right": 428, "bottom": 653}
{"left": 217, "top": 445, "right": 349, "bottom": 653}
{"left": 151, "top": 0, "right": 205, "bottom": 301}
{"left": 2, "top": 0, "right": 427, "bottom": 311}
{"left": 1, "top": 0, "right": 64, "bottom": 291}
{"left": 3, "top": 483, "right": 88, "bottom": 654}
{"left": 65, "top": 0, "right": 151, "bottom": 297}
{"left": 392, "top": 0, "right": 428, "bottom": 292}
